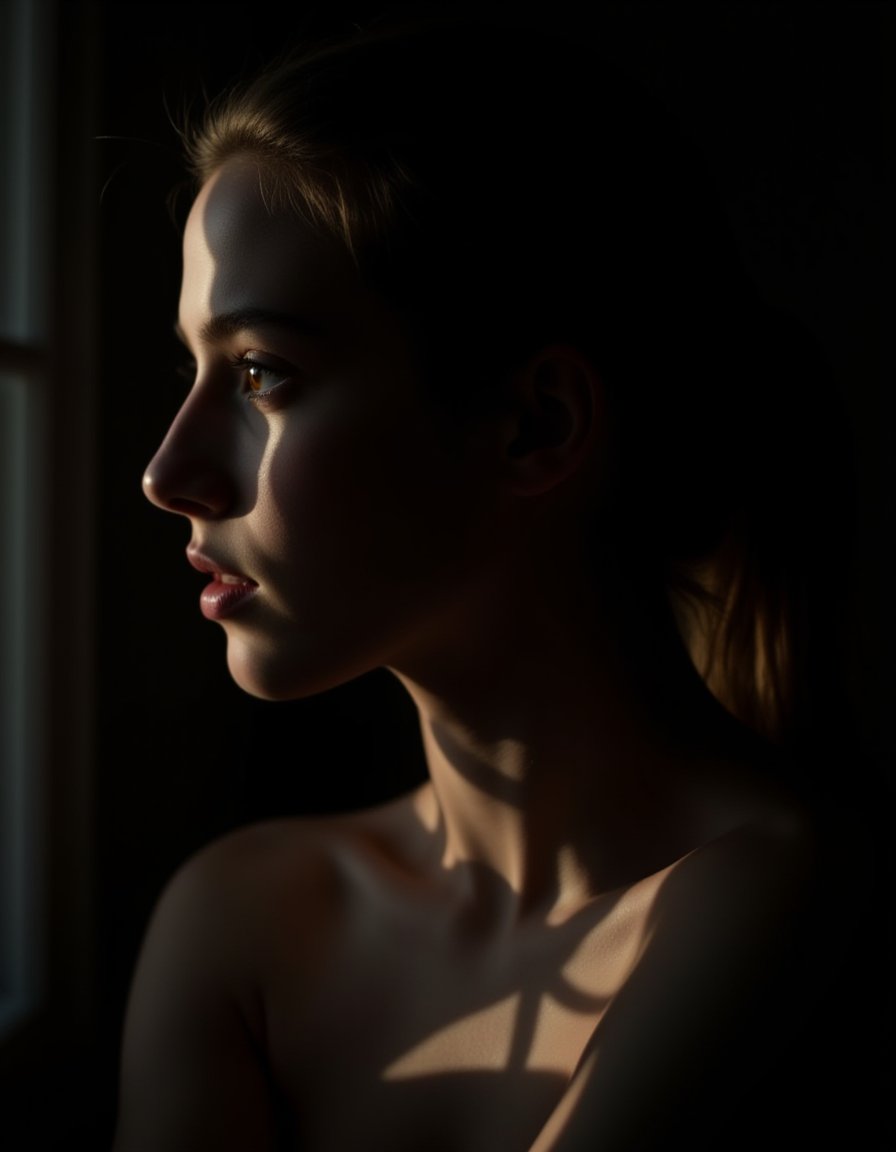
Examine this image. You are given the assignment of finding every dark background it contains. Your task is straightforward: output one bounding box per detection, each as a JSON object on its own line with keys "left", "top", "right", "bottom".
{"left": 7, "top": 1, "right": 895, "bottom": 1148}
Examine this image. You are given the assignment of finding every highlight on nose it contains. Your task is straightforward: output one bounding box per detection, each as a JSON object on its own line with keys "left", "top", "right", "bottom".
{"left": 142, "top": 452, "right": 233, "bottom": 518}
{"left": 142, "top": 463, "right": 172, "bottom": 511}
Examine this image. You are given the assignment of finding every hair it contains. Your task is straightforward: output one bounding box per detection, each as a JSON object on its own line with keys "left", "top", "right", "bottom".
{"left": 174, "top": 13, "right": 855, "bottom": 760}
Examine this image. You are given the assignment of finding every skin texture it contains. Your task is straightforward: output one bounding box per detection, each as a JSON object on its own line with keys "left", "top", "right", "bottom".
{"left": 149, "top": 158, "right": 506, "bottom": 702}
{"left": 118, "top": 158, "right": 824, "bottom": 1152}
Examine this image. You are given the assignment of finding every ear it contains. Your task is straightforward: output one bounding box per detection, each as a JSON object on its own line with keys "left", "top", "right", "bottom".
{"left": 499, "top": 345, "right": 603, "bottom": 496}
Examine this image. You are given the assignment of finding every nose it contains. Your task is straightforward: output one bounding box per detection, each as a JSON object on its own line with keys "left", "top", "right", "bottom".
{"left": 142, "top": 391, "right": 236, "bottom": 519}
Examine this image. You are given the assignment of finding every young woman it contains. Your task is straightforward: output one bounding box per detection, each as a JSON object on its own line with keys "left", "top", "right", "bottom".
{"left": 113, "top": 13, "right": 859, "bottom": 1150}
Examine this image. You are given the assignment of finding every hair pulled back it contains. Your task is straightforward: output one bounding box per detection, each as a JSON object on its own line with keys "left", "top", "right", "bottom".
{"left": 178, "top": 14, "right": 854, "bottom": 757}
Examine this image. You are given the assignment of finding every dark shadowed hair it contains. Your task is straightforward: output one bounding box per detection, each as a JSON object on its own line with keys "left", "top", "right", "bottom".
{"left": 174, "top": 12, "right": 855, "bottom": 758}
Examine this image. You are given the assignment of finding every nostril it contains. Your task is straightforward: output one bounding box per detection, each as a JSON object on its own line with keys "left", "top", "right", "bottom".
{"left": 168, "top": 497, "right": 219, "bottom": 517}
{"left": 142, "top": 411, "right": 237, "bottom": 517}
{"left": 142, "top": 467, "right": 182, "bottom": 513}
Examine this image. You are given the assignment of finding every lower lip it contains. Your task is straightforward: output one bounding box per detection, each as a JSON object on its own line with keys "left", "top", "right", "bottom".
{"left": 199, "top": 579, "right": 259, "bottom": 621}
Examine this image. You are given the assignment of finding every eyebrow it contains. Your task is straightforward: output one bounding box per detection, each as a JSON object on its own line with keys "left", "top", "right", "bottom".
{"left": 173, "top": 308, "right": 324, "bottom": 347}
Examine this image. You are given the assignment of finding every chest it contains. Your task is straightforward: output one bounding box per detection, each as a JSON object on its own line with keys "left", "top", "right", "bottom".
{"left": 261, "top": 883, "right": 657, "bottom": 1152}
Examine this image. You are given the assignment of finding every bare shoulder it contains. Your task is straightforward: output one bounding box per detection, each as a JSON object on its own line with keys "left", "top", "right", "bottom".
{"left": 165, "top": 808, "right": 362, "bottom": 925}
{"left": 654, "top": 805, "right": 821, "bottom": 988}
{"left": 671, "top": 740, "right": 831, "bottom": 983}
{"left": 112, "top": 791, "right": 425, "bottom": 1152}
{"left": 179, "top": 783, "right": 431, "bottom": 896}
{"left": 143, "top": 788, "right": 432, "bottom": 987}
{"left": 679, "top": 726, "right": 827, "bottom": 916}
{"left": 680, "top": 781, "right": 819, "bottom": 892}
{"left": 527, "top": 814, "right": 825, "bottom": 1152}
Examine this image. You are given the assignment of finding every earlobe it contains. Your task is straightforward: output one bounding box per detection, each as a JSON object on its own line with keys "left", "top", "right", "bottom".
{"left": 502, "top": 346, "right": 603, "bottom": 495}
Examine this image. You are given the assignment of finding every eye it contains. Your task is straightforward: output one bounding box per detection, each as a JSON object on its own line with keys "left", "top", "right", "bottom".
{"left": 230, "top": 354, "right": 295, "bottom": 404}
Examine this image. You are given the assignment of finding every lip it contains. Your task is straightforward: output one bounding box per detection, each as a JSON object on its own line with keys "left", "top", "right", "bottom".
{"left": 186, "top": 547, "right": 259, "bottom": 621}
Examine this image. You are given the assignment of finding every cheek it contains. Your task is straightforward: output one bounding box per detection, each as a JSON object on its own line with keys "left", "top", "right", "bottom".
{"left": 259, "top": 414, "right": 423, "bottom": 573}
{"left": 260, "top": 408, "right": 491, "bottom": 580}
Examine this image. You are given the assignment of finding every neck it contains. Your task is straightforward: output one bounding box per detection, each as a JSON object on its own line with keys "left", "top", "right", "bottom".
{"left": 392, "top": 576, "right": 740, "bottom": 915}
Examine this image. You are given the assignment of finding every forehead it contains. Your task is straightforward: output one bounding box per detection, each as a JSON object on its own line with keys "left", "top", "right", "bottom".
{"left": 179, "top": 158, "right": 386, "bottom": 345}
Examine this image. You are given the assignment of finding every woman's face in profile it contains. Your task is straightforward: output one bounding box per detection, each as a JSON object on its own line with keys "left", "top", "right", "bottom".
{"left": 142, "top": 158, "right": 501, "bottom": 700}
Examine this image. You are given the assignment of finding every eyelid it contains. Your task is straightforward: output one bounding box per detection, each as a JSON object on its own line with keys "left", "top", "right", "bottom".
{"left": 172, "top": 342, "right": 298, "bottom": 404}
{"left": 231, "top": 351, "right": 297, "bottom": 404}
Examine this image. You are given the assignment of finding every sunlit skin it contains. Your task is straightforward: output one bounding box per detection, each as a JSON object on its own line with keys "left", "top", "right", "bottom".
{"left": 146, "top": 159, "right": 513, "bottom": 702}
{"left": 121, "top": 158, "right": 819, "bottom": 1152}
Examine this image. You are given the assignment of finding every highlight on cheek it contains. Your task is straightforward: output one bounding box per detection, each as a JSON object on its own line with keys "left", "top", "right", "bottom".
{"left": 122, "top": 11, "right": 866, "bottom": 1152}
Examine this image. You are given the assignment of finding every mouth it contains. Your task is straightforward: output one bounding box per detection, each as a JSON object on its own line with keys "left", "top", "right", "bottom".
{"left": 216, "top": 571, "right": 256, "bottom": 586}
{"left": 186, "top": 547, "right": 257, "bottom": 586}
{"left": 186, "top": 547, "right": 259, "bottom": 620}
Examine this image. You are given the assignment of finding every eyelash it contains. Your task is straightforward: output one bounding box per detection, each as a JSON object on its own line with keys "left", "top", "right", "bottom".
{"left": 175, "top": 354, "right": 294, "bottom": 406}
{"left": 227, "top": 355, "right": 293, "bottom": 405}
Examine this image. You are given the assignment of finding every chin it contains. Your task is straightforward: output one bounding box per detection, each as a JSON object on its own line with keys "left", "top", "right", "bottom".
{"left": 224, "top": 634, "right": 373, "bottom": 703}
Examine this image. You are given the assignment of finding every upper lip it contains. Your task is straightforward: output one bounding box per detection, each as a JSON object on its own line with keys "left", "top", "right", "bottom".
{"left": 186, "top": 546, "right": 256, "bottom": 584}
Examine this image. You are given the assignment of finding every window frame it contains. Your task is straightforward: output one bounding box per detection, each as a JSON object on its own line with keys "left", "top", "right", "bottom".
{"left": 0, "top": 0, "right": 100, "bottom": 1095}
